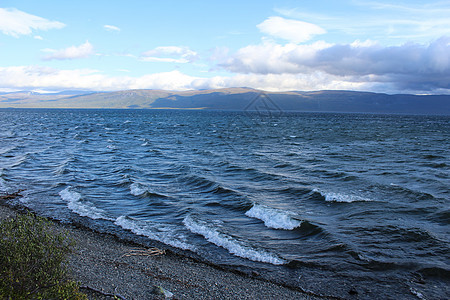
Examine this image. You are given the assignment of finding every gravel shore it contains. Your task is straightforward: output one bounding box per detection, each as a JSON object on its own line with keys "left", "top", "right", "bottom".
{"left": 0, "top": 204, "right": 325, "bottom": 299}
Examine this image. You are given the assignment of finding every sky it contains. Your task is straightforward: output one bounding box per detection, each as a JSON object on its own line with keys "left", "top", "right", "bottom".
{"left": 0, "top": 0, "right": 449, "bottom": 94}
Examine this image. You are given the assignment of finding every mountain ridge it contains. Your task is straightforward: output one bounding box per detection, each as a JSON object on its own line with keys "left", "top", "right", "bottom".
{"left": 0, "top": 88, "right": 449, "bottom": 115}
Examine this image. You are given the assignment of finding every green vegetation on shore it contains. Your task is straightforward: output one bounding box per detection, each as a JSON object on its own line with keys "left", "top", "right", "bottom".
{"left": 0, "top": 212, "right": 86, "bottom": 299}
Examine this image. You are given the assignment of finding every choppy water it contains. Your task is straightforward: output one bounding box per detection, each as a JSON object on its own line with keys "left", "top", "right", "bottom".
{"left": 1, "top": 108, "right": 449, "bottom": 299}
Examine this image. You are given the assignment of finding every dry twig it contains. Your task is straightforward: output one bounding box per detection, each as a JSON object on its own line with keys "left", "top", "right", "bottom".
{"left": 121, "top": 247, "right": 165, "bottom": 258}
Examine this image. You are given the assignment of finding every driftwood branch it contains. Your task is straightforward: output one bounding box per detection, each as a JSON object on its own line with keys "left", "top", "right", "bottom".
{"left": 121, "top": 247, "right": 165, "bottom": 258}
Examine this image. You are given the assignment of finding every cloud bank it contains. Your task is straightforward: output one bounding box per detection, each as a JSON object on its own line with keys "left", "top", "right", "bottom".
{"left": 0, "top": 8, "right": 65, "bottom": 37}
{"left": 0, "top": 65, "right": 383, "bottom": 93}
{"left": 220, "top": 36, "right": 450, "bottom": 92}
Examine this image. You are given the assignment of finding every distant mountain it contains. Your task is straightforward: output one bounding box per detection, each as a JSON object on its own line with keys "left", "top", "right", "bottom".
{"left": 0, "top": 88, "right": 449, "bottom": 115}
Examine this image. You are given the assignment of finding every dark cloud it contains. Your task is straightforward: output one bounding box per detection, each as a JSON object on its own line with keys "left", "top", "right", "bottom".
{"left": 220, "top": 37, "right": 450, "bottom": 92}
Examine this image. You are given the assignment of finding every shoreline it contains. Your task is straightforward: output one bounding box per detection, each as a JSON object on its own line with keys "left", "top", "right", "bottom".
{"left": 0, "top": 201, "right": 326, "bottom": 299}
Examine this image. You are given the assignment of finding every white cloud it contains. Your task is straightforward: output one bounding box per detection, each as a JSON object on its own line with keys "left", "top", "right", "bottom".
{"left": 220, "top": 41, "right": 331, "bottom": 74}
{"left": 257, "top": 16, "right": 326, "bottom": 43}
{"left": 43, "top": 41, "right": 94, "bottom": 60}
{"left": 190, "top": 72, "right": 368, "bottom": 92}
{"left": 277, "top": 3, "right": 450, "bottom": 44}
{"left": 0, "top": 8, "right": 65, "bottom": 37}
{"left": 0, "top": 66, "right": 199, "bottom": 91}
{"left": 141, "top": 46, "right": 198, "bottom": 63}
{"left": 104, "top": 25, "right": 120, "bottom": 32}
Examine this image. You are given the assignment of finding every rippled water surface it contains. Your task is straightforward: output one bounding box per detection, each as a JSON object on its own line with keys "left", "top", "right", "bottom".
{"left": 1, "top": 109, "right": 449, "bottom": 299}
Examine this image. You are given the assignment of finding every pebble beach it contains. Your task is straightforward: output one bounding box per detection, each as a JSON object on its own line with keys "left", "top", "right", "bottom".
{"left": 0, "top": 203, "right": 324, "bottom": 300}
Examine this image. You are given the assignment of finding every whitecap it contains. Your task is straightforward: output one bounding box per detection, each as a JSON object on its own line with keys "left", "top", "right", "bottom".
{"left": 129, "top": 182, "right": 147, "bottom": 196}
{"left": 409, "top": 288, "right": 426, "bottom": 300}
{"left": 115, "top": 216, "right": 194, "bottom": 250}
{"left": 59, "top": 187, "right": 112, "bottom": 220}
{"left": 315, "top": 189, "right": 372, "bottom": 203}
{"left": 183, "top": 215, "right": 286, "bottom": 265}
{"left": 245, "top": 203, "right": 301, "bottom": 230}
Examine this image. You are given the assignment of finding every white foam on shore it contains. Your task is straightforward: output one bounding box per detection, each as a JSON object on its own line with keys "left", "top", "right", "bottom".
{"left": 183, "top": 215, "right": 286, "bottom": 265}
{"left": 315, "top": 189, "right": 372, "bottom": 203}
{"left": 245, "top": 203, "right": 301, "bottom": 230}
{"left": 59, "top": 187, "right": 112, "bottom": 220}
{"left": 115, "top": 216, "right": 194, "bottom": 250}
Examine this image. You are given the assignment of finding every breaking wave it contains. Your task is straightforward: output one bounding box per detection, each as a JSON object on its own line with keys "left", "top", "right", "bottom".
{"left": 183, "top": 215, "right": 286, "bottom": 265}
{"left": 245, "top": 203, "right": 302, "bottom": 230}
{"left": 115, "top": 215, "right": 194, "bottom": 250}
{"left": 59, "top": 187, "right": 112, "bottom": 220}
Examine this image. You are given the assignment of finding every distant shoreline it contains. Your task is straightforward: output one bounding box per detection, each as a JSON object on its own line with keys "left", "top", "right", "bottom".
{"left": 1, "top": 88, "right": 449, "bottom": 115}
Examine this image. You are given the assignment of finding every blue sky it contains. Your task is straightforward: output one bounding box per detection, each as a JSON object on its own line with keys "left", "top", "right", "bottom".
{"left": 1, "top": 0, "right": 449, "bottom": 94}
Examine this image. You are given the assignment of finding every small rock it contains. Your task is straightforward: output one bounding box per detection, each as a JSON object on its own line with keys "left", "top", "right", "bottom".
{"left": 152, "top": 285, "right": 174, "bottom": 299}
{"left": 348, "top": 288, "right": 358, "bottom": 295}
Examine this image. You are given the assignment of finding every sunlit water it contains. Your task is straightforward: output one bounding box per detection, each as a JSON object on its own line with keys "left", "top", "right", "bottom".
{"left": 1, "top": 108, "right": 448, "bottom": 299}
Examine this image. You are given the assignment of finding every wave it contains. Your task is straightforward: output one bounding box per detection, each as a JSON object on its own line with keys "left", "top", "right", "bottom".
{"left": 245, "top": 203, "right": 302, "bottom": 230}
{"left": 129, "top": 182, "right": 168, "bottom": 198}
{"left": 417, "top": 266, "right": 450, "bottom": 279}
{"left": 314, "top": 189, "right": 373, "bottom": 203}
{"left": 183, "top": 215, "right": 286, "bottom": 265}
{"left": 59, "top": 187, "right": 112, "bottom": 220}
{"left": 429, "top": 209, "right": 450, "bottom": 225}
{"left": 115, "top": 215, "right": 194, "bottom": 250}
{"left": 387, "top": 183, "right": 436, "bottom": 201}
{"left": 422, "top": 154, "right": 445, "bottom": 160}
{"left": 0, "top": 169, "right": 6, "bottom": 191}
{"left": 53, "top": 157, "right": 74, "bottom": 175}
{"left": 215, "top": 161, "right": 275, "bottom": 181}
{"left": 8, "top": 154, "right": 29, "bottom": 169}
{"left": 0, "top": 145, "right": 18, "bottom": 155}
{"left": 180, "top": 174, "right": 241, "bottom": 197}
{"left": 106, "top": 144, "right": 118, "bottom": 150}
{"left": 277, "top": 186, "right": 313, "bottom": 196}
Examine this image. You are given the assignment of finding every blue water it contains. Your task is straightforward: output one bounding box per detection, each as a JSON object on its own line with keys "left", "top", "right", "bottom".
{"left": 1, "top": 108, "right": 449, "bottom": 299}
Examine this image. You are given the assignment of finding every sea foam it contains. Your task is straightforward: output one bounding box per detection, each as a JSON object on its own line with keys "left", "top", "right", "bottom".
{"left": 315, "top": 189, "right": 372, "bottom": 203}
{"left": 183, "top": 215, "right": 286, "bottom": 265}
{"left": 59, "top": 187, "right": 112, "bottom": 220}
{"left": 245, "top": 203, "right": 301, "bottom": 230}
{"left": 115, "top": 216, "right": 194, "bottom": 250}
